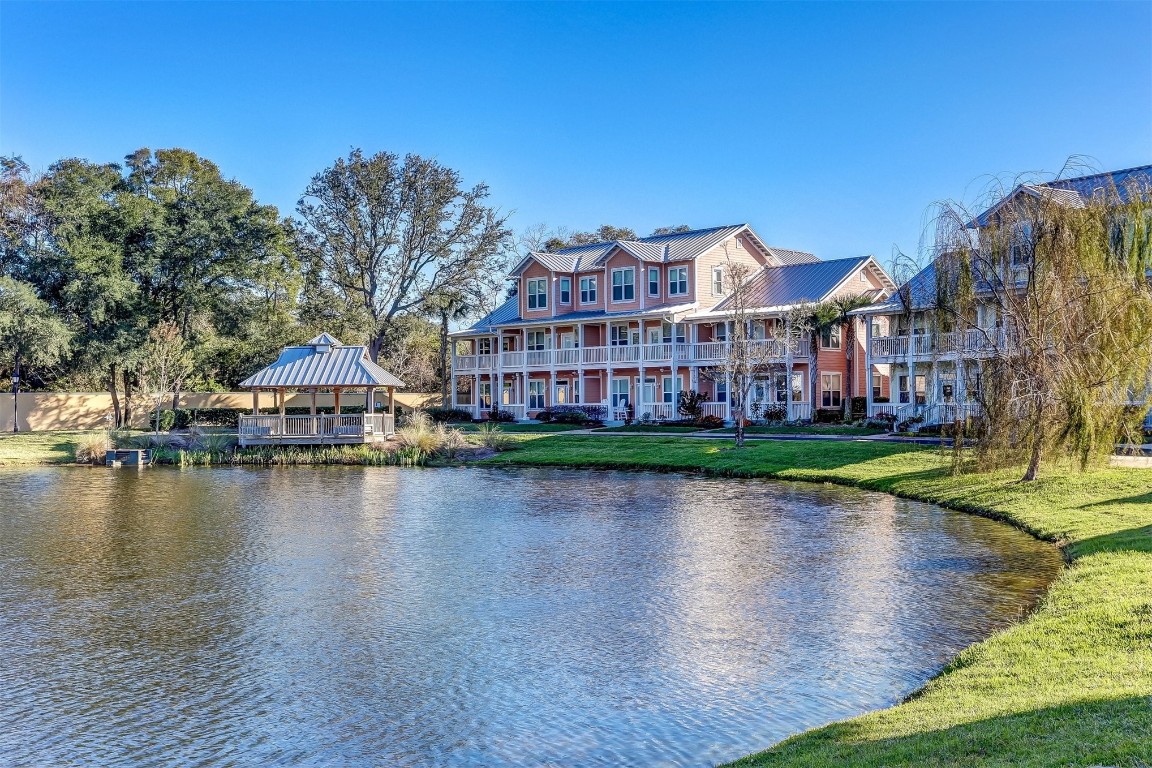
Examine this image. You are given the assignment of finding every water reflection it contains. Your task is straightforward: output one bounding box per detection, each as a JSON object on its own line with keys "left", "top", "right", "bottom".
{"left": 0, "top": 466, "right": 1060, "bottom": 767}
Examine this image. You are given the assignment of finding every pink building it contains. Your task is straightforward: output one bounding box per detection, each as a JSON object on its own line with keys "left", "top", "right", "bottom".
{"left": 451, "top": 224, "right": 895, "bottom": 423}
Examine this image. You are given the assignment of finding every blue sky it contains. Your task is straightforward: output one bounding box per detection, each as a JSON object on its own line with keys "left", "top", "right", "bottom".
{"left": 2, "top": 2, "right": 1149, "bottom": 266}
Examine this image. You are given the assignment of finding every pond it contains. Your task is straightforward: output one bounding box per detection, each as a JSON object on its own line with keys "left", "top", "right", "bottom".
{"left": 0, "top": 466, "right": 1061, "bottom": 767}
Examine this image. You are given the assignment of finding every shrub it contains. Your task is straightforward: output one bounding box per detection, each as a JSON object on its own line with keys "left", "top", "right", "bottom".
{"left": 151, "top": 409, "right": 177, "bottom": 432}
{"left": 695, "top": 414, "right": 724, "bottom": 429}
{"left": 762, "top": 404, "right": 787, "bottom": 422}
{"left": 396, "top": 412, "right": 442, "bottom": 464}
{"left": 866, "top": 414, "right": 897, "bottom": 430}
{"left": 849, "top": 396, "right": 868, "bottom": 419}
{"left": 873, "top": 396, "right": 890, "bottom": 404}
{"left": 814, "top": 408, "right": 842, "bottom": 424}
{"left": 487, "top": 408, "right": 516, "bottom": 423}
{"left": 749, "top": 401, "right": 763, "bottom": 420}
{"left": 425, "top": 407, "right": 474, "bottom": 423}
{"left": 184, "top": 408, "right": 246, "bottom": 428}
{"left": 677, "top": 390, "right": 707, "bottom": 421}
{"left": 74, "top": 432, "right": 112, "bottom": 464}
{"left": 538, "top": 406, "right": 589, "bottom": 424}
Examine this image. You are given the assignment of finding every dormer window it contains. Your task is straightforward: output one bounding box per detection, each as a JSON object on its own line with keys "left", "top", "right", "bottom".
{"left": 526, "top": 278, "right": 547, "bottom": 310}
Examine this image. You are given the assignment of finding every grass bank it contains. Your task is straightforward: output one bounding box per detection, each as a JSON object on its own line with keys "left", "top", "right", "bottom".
{"left": 718, "top": 424, "right": 887, "bottom": 436}
{"left": 0, "top": 431, "right": 83, "bottom": 465}
{"left": 481, "top": 435, "right": 1152, "bottom": 767}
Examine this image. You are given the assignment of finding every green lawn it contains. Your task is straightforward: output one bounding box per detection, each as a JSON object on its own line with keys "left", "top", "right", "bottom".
{"left": 481, "top": 435, "right": 1152, "bottom": 767}
{"left": 0, "top": 430, "right": 82, "bottom": 465}
{"left": 450, "top": 422, "right": 585, "bottom": 433}
{"left": 593, "top": 424, "right": 706, "bottom": 433}
{"left": 718, "top": 424, "right": 888, "bottom": 436}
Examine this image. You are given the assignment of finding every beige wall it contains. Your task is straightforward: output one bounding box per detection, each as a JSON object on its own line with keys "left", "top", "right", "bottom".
{"left": 695, "top": 234, "right": 768, "bottom": 310}
{"left": 0, "top": 391, "right": 437, "bottom": 432}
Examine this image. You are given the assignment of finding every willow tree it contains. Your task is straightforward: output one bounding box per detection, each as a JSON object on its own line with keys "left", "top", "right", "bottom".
{"left": 931, "top": 173, "right": 1152, "bottom": 480}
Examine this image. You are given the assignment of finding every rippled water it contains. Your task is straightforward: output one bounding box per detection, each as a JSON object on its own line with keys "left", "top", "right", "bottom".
{"left": 0, "top": 466, "right": 1060, "bottom": 767}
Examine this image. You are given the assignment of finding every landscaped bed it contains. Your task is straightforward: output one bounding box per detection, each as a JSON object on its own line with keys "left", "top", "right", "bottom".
{"left": 480, "top": 435, "right": 1152, "bottom": 767}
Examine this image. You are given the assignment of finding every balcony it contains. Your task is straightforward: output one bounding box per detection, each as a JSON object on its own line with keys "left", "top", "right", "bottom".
{"left": 454, "top": 339, "right": 795, "bottom": 371}
{"left": 870, "top": 329, "right": 1012, "bottom": 361}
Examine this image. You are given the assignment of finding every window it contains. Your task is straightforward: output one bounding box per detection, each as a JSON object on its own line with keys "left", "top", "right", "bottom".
{"left": 714, "top": 323, "right": 727, "bottom": 342}
{"left": 526, "top": 330, "right": 547, "bottom": 351}
{"left": 648, "top": 267, "right": 660, "bottom": 296}
{"left": 820, "top": 325, "right": 842, "bottom": 349}
{"left": 610, "top": 324, "right": 631, "bottom": 346}
{"left": 478, "top": 381, "right": 492, "bottom": 408}
{"left": 579, "top": 276, "right": 597, "bottom": 304}
{"left": 660, "top": 321, "right": 686, "bottom": 344}
{"left": 559, "top": 277, "right": 571, "bottom": 304}
{"left": 871, "top": 322, "right": 882, "bottom": 338}
{"left": 774, "top": 373, "right": 788, "bottom": 403}
{"left": 612, "top": 268, "right": 635, "bottom": 302}
{"left": 872, "top": 384, "right": 882, "bottom": 400}
{"left": 1010, "top": 222, "right": 1033, "bottom": 266}
{"left": 749, "top": 321, "right": 766, "bottom": 340}
{"left": 528, "top": 380, "right": 545, "bottom": 410}
{"left": 859, "top": 272, "right": 868, "bottom": 283}
{"left": 477, "top": 338, "right": 492, "bottom": 355}
{"left": 715, "top": 379, "right": 728, "bottom": 404}
{"left": 611, "top": 377, "right": 630, "bottom": 407}
{"left": 662, "top": 375, "right": 684, "bottom": 403}
{"left": 821, "top": 372, "right": 842, "bottom": 408}
{"left": 669, "top": 266, "right": 688, "bottom": 296}
{"left": 791, "top": 372, "right": 804, "bottom": 402}
{"left": 712, "top": 266, "right": 725, "bottom": 296}
{"left": 898, "top": 374, "right": 910, "bottom": 404}
{"left": 526, "top": 278, "right": 547, "bottom": 310}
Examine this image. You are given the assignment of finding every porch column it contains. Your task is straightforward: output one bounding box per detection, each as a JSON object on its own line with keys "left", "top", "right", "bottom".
{"left": 785, "top": 316, "right": 794, "bottom": 419}
{"left": 388, "top": 386, "right": 395, "bottom": 416}
{"left": 310, "top": 389, "right": 317, "bottom": 415}
{"left": 669, "top": 326, "right": 678, "bottom": 416}
{"left": 333, "top": 387, "right": 342, "bottom": 416}
{"left": 366, "top": 387, "right": 375, "bottom": 414}
{"left": 576, "top": 323, "right": 584, "bottom": 404}
{"left": 278, "top": 387, "right": 286, "bottom": 434}
{"left": 496, "top": 332, "right": 504, "bottom": 412}
{"left": 724, "top": 371, "right": 732, "bottom": 422}
{"left": 451, "top": 373, "right": 459, "bottom": 409}
{"left": 474, "top": 372, "right": 481, "bottom": 418}
{"left": 864, "top": 314, "right": 874, "bottom": 417}
{"left": 251, "top": 388, "right": 259, "bottom": 415}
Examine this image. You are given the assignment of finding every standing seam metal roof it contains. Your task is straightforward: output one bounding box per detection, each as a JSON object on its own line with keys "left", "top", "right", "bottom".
{"left": 239, "top": 336, "right": 406, "bottom": 388}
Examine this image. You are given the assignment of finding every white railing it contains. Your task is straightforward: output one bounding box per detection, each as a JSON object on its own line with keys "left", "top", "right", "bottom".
{"left": 555, "top": 348, "right": 581, "bottom": 365}
{"left": 643, "top": 343, "right": 672, "bottom": 362}
{"left": 502, "top": 351, "right": 525, "bottom": 367}
{"left": 637, "top": 402, "right": 676, "bottom": 421}
{"left": 691, "top": 342, "right": 727, "bottom": 361}
{"left": 871, "top": 328, "right": 1016, "bottom": 360}
{"left": 700, "top": 402, "right": 727, "bottom": 419}
{"left": 610, "top": 345, "right": 642, "bottom": 364}
{"left": 789, "top": 402, "right": 812, "bottom": 421}
{"left": 868, "top": 403, "right": 898, "bottom": 417}
{"left": 238, "top": 413, "right": 395, "bottom": 438}
{"left": 582, "top": 346, "right": 608, "bottom": 364}
{"left": 526, "top": 350, "right": 550, "bottom": 366}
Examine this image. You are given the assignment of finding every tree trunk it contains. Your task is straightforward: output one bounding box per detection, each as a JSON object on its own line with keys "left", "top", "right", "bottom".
{"left": 109, "top": 363, "right": 121, "bottom": 428}
{"left": 440, "top": 310, "right": 450, "bottom": 407}
{"left": 123, "top": 369, "right": 133, "bottom": 427}
{"left": 843, "top": 320, "right": 854, "bottom": 419}
{"left": 1022, "top": 396, "right": 1045, "bottom": 481}
{"left": 734, "top": 404, "right": 745, "bottom": 448}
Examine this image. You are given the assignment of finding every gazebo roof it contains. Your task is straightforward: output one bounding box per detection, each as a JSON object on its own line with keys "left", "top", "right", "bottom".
{"left": 239, "top": 334, "right": 405, "bottom": 389}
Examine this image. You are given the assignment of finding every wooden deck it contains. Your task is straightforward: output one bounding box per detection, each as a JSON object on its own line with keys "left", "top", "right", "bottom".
{"left": 238, "top": 414, "right": 395, "bottom": 447}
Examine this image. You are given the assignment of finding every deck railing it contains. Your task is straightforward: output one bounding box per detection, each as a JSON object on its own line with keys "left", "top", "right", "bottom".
{"left": 238, "top": 413, "right": 394, "bottom": 439}
{"left": 455, "top": 340, "right": 795, "bottom": 371}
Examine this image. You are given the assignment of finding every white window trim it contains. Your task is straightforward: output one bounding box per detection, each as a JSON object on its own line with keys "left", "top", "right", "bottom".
{"left": 647, "top": 267, "right": 660, "bottom": 297}
{"left": 559, "top": 277, "right": 572, "bottom": 304}
{"left": 711, "top": 266, "right": 725, "bottom": 296}
{"left": 820, "top": 372, "right": 843, "bottom": 408}
{"left": 611, "top": 267, "right": 635, "bottom": 303}
{"left": 669, "top": 266, "right": 689, "bottom": 296}
{"left": 526, "top": 278, "right": 548, "bottom": 310}
{"left": 820, "top": 324, "right": 842, "bottom": 350}
{"left": 579, "top": 276, "right": 598, "bottom": 305}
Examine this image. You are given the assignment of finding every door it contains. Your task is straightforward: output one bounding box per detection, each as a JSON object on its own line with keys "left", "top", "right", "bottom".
{"left": 642, "top": 376, "right": 658, "bottom": 405}
{"left": 560, "top": 333, "right": 575, "bottom": 349}
{"left": 555, "top": 379, "right": 569, "bottom": 405}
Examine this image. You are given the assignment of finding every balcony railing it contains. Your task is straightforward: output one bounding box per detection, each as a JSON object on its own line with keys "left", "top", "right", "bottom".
{"left": 238, "top": 413, "right": 394, "bottom": 440}
{"left": 454, "top": 340, "right": 794, "bottom": 371}
{"left": 870, "top": 328, "right": 1014, "bottom": 359}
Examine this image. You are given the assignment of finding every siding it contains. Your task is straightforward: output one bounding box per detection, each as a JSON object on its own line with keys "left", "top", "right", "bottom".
{"left": 521, "top": 262, "right": 553, "bottom": 320}
{"left": 604, "top": 250, "right": 644, "bottom": 312}
{"left": 694, "top": 234, "right": 768, "bottom": 310}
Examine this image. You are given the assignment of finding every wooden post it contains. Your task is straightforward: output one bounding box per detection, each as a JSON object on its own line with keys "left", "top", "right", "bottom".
{"left": 310, "top": 389, "right": 317, "bottom": 415}
{"left": 252, "top": 389, "right": 259, "bottom": 415}
{"left": 388, "top": 386, "right": 395, "bottom": 415}
{"left": 334, "top": 387, "right": 342, "bottom": 416}
{"left": 366, "top": 387, "right": 375, "bottom": 414}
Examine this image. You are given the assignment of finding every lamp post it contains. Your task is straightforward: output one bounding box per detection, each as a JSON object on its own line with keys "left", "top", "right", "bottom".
{"left": 11, "top": 370, "right": 19, "bottom": 433}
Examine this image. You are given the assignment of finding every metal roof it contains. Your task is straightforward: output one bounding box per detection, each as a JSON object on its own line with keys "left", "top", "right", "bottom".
{"left": 509, "top": 224, "right": 754, "bottom": 276}
{"left": 239, "top": 336, "right": 405, "bottom": 389}
{"left": 973, "top": 164, "right": 1152, "bottom": 227}
{"left": 713, "top": 256, "right": 873, "bottom": 311}
{"left": 765, "top": 247, "right": 820, "bottom": 265}
{"left": 451, "top": 299, "right": 698, "bottom": 336}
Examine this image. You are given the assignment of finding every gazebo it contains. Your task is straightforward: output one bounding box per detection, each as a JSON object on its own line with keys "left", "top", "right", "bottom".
{"left": 237, "top": 333, "right": 406, "bottom": 447}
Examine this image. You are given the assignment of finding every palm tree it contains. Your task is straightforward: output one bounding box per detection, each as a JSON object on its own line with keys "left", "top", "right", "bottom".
{"left": 808, "top": 294, "right": 874, "bottom": 418}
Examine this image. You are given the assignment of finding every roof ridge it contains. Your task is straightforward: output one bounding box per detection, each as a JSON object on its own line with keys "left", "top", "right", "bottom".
{"left": 1039, "top": 164, "right": 1152, "bottom": 188}
{"left": 551, "top": 224, "right": 745, "bottom": 254}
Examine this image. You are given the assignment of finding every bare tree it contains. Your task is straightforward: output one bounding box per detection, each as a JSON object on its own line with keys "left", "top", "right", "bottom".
{"left": 137, "top": 320, "right": 192, "bottom": 434}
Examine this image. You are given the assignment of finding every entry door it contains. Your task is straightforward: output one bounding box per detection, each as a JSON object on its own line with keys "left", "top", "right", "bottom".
{"left": 641, "top": 376, "right": 658, "bottom": 404}
{"left": 555, "top": 379, "right": 570, "bottom": 405}
{"left": 647, "top": 327, "right": 661, "bottom": 345}
{"left": 560, "top": 333, "right": 576, "bottom": 349}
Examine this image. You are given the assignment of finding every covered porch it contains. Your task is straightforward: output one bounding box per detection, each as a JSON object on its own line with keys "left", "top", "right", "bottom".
{"left": 237, "top": 334, "right": 405, "bottom": 447}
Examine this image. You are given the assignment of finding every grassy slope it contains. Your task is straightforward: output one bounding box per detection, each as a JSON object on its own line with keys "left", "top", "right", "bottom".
{"left": 0, "top": 431, "right": 80, "bottom": 465}
{"left": 483, "top": 436, "right": 1152, "bottom": 767}
{"left": 722, "top": 424, "right": 888, "bottom": 436}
